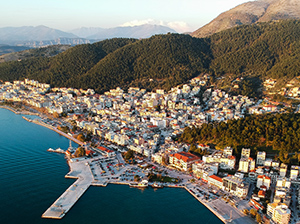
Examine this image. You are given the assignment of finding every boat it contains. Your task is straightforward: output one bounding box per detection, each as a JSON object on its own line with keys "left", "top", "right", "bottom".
{"left": 151, "top": 182, "right": 164, "bottom": 189}
{"left": 129, "top": 180, "right": 148, "bottom": 188}
{"left": 47, "top": 147, "right": 65, "bottom": 154}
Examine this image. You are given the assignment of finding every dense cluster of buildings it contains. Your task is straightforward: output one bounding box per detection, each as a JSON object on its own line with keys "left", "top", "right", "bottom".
{"left": 1, "top": 78, "right": 299, "bottom": 224}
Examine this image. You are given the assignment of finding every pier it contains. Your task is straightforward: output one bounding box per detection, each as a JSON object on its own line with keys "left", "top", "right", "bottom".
{"left": 42, "top": 160, "right": 93, "bottom": 219}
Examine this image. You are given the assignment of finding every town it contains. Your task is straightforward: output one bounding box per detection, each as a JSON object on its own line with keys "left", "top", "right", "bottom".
{"left": 0, "top": 77, "right": 299, "bottom": 224}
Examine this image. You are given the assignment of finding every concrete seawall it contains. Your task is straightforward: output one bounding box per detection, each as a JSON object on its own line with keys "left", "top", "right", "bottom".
{"left": 184, "top": 187, "right": 227, "bottom": 223}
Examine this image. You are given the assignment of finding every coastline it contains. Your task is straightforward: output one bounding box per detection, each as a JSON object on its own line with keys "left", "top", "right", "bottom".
{"left": 184, "top": 186, "right": 227, "bottom": 223}
{"left": 0, "top": 105, "right": 84, "bottom": 146}
{"left": 0, "top": 105, "right": 39, "bottom": 116}
{"left": 1, "top": 106, "right": 246, "bottom": 224}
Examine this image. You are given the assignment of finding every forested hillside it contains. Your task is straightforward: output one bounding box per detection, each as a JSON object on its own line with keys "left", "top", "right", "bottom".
{"left": 79, "top": 34, "right": 211, "bottom": 92}
{"left": 209, "top": 20, "right": 300, "bottom": 80}
{"left": 0, "top": 38, "right": 137, "bottom": 87}
{"left": 180, "top": 113, "right": 300, "bottom": 163}
{"left": 0, "top": 20, "right": 300, "bottom": 94}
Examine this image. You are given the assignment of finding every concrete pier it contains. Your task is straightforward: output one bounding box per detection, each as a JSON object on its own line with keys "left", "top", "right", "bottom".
{"left": 42, "top": 160, "right": 93, "bottom": 219}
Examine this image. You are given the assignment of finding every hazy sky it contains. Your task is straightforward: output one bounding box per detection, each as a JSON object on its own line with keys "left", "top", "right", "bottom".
{"left": 1, "top": 0, "right": 252, "bottom": 32}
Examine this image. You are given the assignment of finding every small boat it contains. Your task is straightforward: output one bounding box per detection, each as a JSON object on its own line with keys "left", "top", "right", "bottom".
{"left": 129, "top": 180, "right": 148, "bottom": 188}
{"left": 151, "top": 182, "right": 164, "bottom": 189}
{"left": 47, "top": 147, "right": 65, "bottom": 154}
{"left": 55, "top": 148, "right": 65, "bottom": 153}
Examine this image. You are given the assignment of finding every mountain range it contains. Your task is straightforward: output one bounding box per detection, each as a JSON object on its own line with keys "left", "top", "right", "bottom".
{"left": 1, "top": 0, "right": 300, "bottom": 47}
{"left": 192, "top": 0, "right": 300, "bottom": 38}
{"left": 0, "top": 20, "right": 299, "bottom": 96}
{"left": 70, "top": 24, "right": 176, "bottom": 39}
{"left": 0, "top": 24, "right": 176, "bottom": 47}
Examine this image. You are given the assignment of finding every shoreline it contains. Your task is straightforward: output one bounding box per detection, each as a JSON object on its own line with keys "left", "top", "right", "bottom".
{"left": 1, "top": 106, "right": 243, "bottom": 224}
{"left": 0, "top": 105, "right": 39, "bottom": 116}
{"left": 184, "top": 186, "right": 227, "bottom": 223}
{"left": 0, "top": 106, "right": 85, "bottom": 146}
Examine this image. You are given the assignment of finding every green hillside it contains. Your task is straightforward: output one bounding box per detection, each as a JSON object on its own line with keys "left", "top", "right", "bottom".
{"left": 210, "top": 20, "right": 300, "bottom": 79}
{"left": 180, "top": 113, "right": 300, "bottom": 163}
{"left": 79, "top": 34, "right": 211, "bottom": 92}
{"left": 0, "top": 20, "right": 300, "bottom": 94}
{"left": 0, "top": 38, "right": 137, "bottom": 87}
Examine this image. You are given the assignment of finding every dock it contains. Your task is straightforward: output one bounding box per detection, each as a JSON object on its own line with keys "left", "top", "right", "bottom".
{"left": 42, "top": 160, "right": 93, "bottom": 219}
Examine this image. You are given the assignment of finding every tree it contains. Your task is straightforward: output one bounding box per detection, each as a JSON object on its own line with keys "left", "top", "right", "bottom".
{"left": 74, "top": 147, "right": 85, "bottom": 157}
{"left": 125, "top": 149, "right": 134, "bottom": 160}
{"left": 76, "top": 133, "right": 85, "bottom": 142}
{"left": 134, "top": 175, "right": 140, "bottom": 182}
{"left": 189, "top": 143, "right": 197, "bottom": 153}
{"left": 256, "top": 213, "right": 262, "bottom": 223}
{"left": 243, "top": 209, "right": 249, "bottom": 215}
{"left": 250, "top": 208, "right": 257, "bottom": 218}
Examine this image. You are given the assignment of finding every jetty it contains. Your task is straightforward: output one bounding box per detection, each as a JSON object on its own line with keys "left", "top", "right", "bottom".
{"left": 42, "top": 160, "right": 93, "bottom": 219}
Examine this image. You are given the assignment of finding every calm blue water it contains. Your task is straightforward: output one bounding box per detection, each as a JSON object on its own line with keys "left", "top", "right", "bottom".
{"left": 0, "top": 108, "right": 222, "bottom": 224}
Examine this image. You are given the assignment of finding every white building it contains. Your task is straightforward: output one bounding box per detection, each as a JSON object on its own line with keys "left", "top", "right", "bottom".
{"left": 257, "top": 175, "right": 271, "bottom": 190}
{"left": 256, "top": 151, "right": 266, "bottom": 166}
{"left": 267, "top": 203, "right": 290, "bottom": 224}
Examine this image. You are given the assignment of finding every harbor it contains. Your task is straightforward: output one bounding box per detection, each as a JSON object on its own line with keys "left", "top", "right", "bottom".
{"left": 42, "top": 150, "right": 255, "bottom": 223}
{"left": 0, "top": 106, "right": 254, "bottom": 224}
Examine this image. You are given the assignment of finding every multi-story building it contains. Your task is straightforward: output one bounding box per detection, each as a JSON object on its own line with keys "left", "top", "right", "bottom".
{"left": 238, "top": 157, "right": 255, "bottom": 173}
{"left": 256, "top": 151, "right": 266, "bottom": 166}
{"left": 280, "top": 164, "right": 288, "bottom": 177}
{"left": 192, "top": 161, "right": 218, "bottom": 180}
{"left": 290, "top": 165, "right": 299, "bottom": 180}
{"left": 267, "top": 203, "right": 290, "bottom": 224}
{"left": 223, "top": 147, "right": 233, "bottom": 157}
{"left": 241, "top": 148, "right": 251, "bottom": 158}
{"left": 222, "top": 175, "right": 249, "bottom": 198}
{"left": 169, "top": 152, "right": 201, "bottom": 171}
{"left": 207, "top": 175, "right": 223, "bottom": 189}
{"left": 257, "top": 175, "right": 271, "bottom": 190}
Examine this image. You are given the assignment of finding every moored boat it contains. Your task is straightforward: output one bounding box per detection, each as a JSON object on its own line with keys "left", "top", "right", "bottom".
{"left": 151, "top": 182, "right": 164, "bottom": 189}
{"left": 47, "top": 147, "right": 65, "bottom": 154}
{"left": 129, "top": 180, "right": 148, "bottom": 188}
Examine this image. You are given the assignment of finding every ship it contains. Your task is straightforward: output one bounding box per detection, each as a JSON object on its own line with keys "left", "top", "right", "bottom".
{"left": 129, "top": 180, "right": 148, "bottom": 188}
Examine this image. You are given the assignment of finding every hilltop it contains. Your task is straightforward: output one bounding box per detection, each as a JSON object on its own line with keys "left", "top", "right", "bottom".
{"left": 0, "top": 45, "right": 71, "bottom": 63}
{"left": 192, "top": 0, "right": 300, "bottom": 38}
{"left": 0, "top": 20, "right": 300, "bottom": 95}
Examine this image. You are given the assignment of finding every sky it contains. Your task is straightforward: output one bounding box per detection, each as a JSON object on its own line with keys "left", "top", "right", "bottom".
{"left": 0, "top": 0, "right": 253, "bottom": 33}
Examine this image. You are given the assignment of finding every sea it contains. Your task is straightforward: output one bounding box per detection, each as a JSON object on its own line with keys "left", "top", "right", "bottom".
{"left": 0, "top": 108, "right": 223, "bottom": 224}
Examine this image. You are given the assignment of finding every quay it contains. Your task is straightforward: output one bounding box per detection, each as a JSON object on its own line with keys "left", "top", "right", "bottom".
{"left": 41, "top": 153, "right": 255, "bottom": 224}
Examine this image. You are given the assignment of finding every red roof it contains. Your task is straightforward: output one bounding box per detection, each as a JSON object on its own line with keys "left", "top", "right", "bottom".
{"left": 98, "top": 146, "right": 113, "bottom": 153}
{"left": 171, "top": 152, "right": 200, "bottom": 163}
{"left": 86, "top": 150, "right": 95, "bottom": 155}
{"left": 209, "top": 175, "right": 223, "bottom": 182}
{"left": 258, "top": 190, "right": 266, "bottom": 197}
{"left": 258, "top": 175, "right": 271, "bottom": 180}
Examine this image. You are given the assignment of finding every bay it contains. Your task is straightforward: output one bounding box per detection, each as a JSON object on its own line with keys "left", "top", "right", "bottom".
{"left": 0, "top": 108, "right": 222, "bottom": 224}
